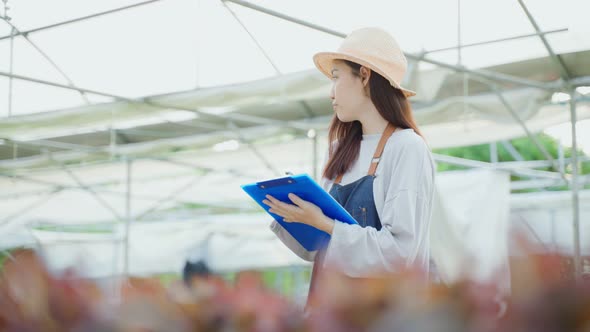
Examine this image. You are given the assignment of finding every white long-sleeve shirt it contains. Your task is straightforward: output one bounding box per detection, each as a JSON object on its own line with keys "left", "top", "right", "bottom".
{"left": 270, "top": 128, "right": 436, "bottom": 277}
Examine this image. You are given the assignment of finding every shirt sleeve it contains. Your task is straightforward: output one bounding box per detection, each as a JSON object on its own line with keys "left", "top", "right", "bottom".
{"left": 269, "top": 220, "right": 317, "bottom": 262}
{"left": 322, "top": 138, "right": 434, "bottom": 277}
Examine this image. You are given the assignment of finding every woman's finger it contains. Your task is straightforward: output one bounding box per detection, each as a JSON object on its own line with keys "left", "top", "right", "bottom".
{"left": 264, "top": 199, "right": 285, "bottom": 213}
{"left": 266, "top": 195, "right": 303, "bottom": 214}
{"left": 287, "top": 193, "right": 308, "bottom": 208}
{"left": 270, "top": 208, "right": 296, "bottom": 223}
{"left": 269, "top": 208, "right": 287, "bottom": 218}
{"left": 265, "top": 195, "right": 284, "bottom": 206}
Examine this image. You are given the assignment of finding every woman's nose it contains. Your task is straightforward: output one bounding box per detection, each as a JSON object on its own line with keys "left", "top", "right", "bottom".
{"left": 329, "top": 84, "right": 335, "bottom": 100}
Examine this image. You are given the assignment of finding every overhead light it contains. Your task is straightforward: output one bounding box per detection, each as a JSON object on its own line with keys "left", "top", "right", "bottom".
{"left": 576, "top": 86, "right": 590, "bottom": 95}
{"left": 307, "top": 129, "right": 316, "bottom": 138}
{"left": 160, "top": 110, "right": 199, "bottom": 122}
{"left": 212, "top": 139, "right": 240, "bottom": 152}
{"left": 199, "top": 106, "right": 236, "bottom": 115}
{"left": 551, "top": 92, "right": 571, "bottom": 103}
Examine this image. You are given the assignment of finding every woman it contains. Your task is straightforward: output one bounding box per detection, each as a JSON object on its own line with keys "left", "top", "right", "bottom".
{"left": 263, "top": 27, "right": 435, "bottom": 296}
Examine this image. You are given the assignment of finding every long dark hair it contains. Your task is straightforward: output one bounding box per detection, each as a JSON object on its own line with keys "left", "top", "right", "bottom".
{"left": 322, "top": 60, "right": 423, "bottom": 180}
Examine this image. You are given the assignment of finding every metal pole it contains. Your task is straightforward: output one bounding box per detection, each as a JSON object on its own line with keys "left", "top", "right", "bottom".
{"left": 569, "top": 91, "right": 581, "bottom": 282}
{"left": 2, "top": 0, "right": 12, "bottom": 115}
{"left": 221, "top": 0, "right": 281, "bottom": 74}
{"left": 517, "top": 0, "right": 571, "bottom": 82}
{"left": 495, "top": 157, "right": 589, "bottom": 169}
{"left": 501, "top": 141, "right": 524, "bottom": 161}
{"left": 519, "top": 174, "right": 590, "bottom": 186}
{"left": 228, "top": 122, "right": 282, "bottom": 176}
{"left": 110, "top": 109, "right": 117, "bottom": 160}
{"left": 0, "top": 189, "right": 62, "bottom": 228}
{"left": 0, "top": 0, "right": 165, "bottom": 41}
{"left": 490, "top": 142, "right": 498, "bottom": 163}
{"left": 425, "top": 28, "right": 568, "bottom": 53}
{"left": 135, "top": 175, "right": 203, "bottom": 220}
{"left": 433, "top": 153, "right": 565, "bottom": 180}
{"left": 51, "top": 155, "right": 124, "bottom": 221}
{"left": 569, "top": 76, "right": 590, "bottom": 87}
{"left": 222, "top": 0, "right": 345, "bottom": 38}
{"left": 518, "top": 216, "right": 550, "bottom": 252}
{"left": 510, "top": 178, "right": 584, "bottom": 191}
{"left": 1, "top": 19, "right": 91, "bottom": 104}
{"left": 7, "top": 26, "right": 14, "bottom": 116}
{"left": 558, "top": 140, "right": 565, "bottom": 175}
{"left": 124, "top": 158, "right": 132, "bottom": 277}
{"left": 113, "top": 232, "right": 121, "bottom": 301}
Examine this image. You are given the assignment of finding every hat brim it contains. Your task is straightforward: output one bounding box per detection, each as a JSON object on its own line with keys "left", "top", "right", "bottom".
{"left": 312, "top": 51, "right": 416, "bottom": 98}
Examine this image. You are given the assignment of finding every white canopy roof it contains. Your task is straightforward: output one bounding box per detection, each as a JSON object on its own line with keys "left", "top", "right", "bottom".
{"left": 1, "top": 0, "right": 589, "bottom": 116}
{"left": 1, "top": 0, "right": 589, "bottom": 166}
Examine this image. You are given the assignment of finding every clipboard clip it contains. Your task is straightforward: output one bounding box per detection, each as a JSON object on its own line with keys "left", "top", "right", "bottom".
{"left": 258, "top": 174, "right": 297, "bottom": 189}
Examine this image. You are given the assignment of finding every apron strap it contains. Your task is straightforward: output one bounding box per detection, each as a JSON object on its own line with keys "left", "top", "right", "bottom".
{"left": 334, "top": 123, "right": 396, "bottom": 184}
{"left": 367, "top": 123, "right": 396, "bottom": 176}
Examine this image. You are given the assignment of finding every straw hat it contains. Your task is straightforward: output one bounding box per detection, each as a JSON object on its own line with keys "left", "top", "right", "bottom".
{"left": 313, "top": 27, "right": 416, "bottom": 97}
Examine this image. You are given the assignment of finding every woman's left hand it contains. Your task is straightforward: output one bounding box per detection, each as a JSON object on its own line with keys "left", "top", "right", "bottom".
{"left": 262, "top": 193, "right": 335, "bottom": 234}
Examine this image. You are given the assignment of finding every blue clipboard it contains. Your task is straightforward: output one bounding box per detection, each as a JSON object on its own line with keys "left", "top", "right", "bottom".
{"left": 241, "top": 173, "right": 358, "bottom": 251}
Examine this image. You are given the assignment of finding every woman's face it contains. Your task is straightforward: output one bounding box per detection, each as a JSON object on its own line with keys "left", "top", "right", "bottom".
{"left": 329, "top": 60, "right": 370, "bottom": 122}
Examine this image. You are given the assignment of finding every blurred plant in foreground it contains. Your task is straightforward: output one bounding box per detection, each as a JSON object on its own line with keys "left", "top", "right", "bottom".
{"left": 0, "top": 249, "right": 588, "bottom": 332}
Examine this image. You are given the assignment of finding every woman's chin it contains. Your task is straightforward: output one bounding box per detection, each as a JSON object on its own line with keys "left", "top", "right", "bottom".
{"left": 336, "top": 113, "right": 354, "bottom": 123}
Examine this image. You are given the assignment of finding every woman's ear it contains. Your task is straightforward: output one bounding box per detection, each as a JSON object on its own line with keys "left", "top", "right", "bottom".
{"left": 360, "top": 66, "right": 371, "bottom": 87}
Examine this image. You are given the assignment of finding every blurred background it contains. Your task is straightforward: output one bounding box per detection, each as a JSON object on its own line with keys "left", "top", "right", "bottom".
{"left": 0, "top": 0, "right": 589, "bottom": 305}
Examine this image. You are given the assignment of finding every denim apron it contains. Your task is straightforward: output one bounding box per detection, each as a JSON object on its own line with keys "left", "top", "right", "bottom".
{"left": 307, "top": 123, "right": 396, "bottom": 306}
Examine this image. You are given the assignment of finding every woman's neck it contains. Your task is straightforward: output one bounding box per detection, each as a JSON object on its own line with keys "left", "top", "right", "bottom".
{"left": 359, "top": 105, "right": 389, "bottom": 135}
